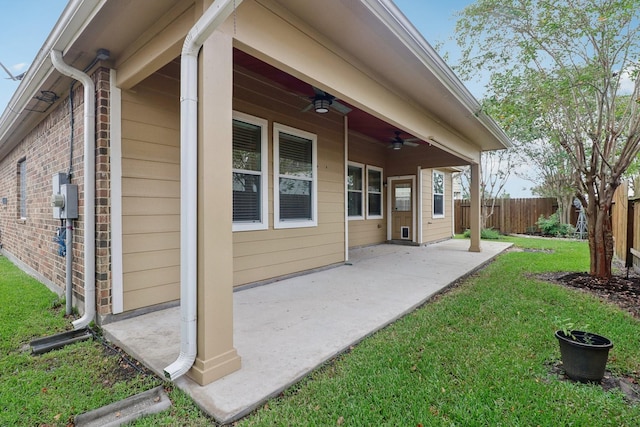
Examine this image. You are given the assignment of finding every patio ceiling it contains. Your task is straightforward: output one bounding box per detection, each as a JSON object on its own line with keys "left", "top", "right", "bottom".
{"left": 233, "top": 49, "right": 433, "bottom": 151}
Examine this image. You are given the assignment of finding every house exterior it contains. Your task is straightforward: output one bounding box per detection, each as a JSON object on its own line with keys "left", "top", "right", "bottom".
{"left": 0, "top": 0, "right": 510, "bottom": 385}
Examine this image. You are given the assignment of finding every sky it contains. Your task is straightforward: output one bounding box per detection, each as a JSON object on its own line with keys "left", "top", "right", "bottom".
{"left": 0, "top": 0, "right": 533, "bottom": 197}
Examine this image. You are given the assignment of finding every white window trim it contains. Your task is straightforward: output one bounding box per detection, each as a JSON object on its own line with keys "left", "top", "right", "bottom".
{"left": 366, "top": 165, "right": 384, "bottom": 219}
{"left": 232, "top": 111, "right": 269, "bottom": 232}
{"left": 348, "top": 161, "right": 365, "bottom": 220}
{"left": 18, "top": 158, "right": 27, "bottom": 220}
{"left": 433, "top": 170, "right": 445, "bottom": 219}
{"left": 273, "top": 122, "right": 317, "bottom": 229}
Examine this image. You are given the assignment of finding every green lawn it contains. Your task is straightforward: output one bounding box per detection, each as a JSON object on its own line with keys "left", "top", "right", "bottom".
{"left": 0, "top": 257, "right": 162, "bottom": 426}
{"left": 2, "top": 236, "right": 640, "bottom": 426}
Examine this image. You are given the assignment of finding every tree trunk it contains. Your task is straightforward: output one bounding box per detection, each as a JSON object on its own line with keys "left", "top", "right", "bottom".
{"left": 557, "top": 195, "right": 574, "bottom": 225}
{"left": 585, "top": 193, "right": 614, "bottom": 279}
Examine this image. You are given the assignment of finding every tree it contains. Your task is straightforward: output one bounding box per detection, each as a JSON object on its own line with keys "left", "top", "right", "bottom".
{"left": 456, "top": 0, "right": 640, "bottom": 278}
{"left": 458, "top": 149, "right": 515, "bottom": 228}
{"left": 521, "top": 138, "right": 576, "bottom": 225}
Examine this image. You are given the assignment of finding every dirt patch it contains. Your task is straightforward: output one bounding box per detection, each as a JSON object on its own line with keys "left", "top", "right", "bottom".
{"left": 545, "top": 361, "right": 640, "bottom": 404}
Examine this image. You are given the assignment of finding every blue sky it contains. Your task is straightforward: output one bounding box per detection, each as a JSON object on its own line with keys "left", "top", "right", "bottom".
{"left": 0, "top": 0, "right": 532, "bottom": 197}
{"left": 0, "top": 1, "right": 68, "bottom": 111}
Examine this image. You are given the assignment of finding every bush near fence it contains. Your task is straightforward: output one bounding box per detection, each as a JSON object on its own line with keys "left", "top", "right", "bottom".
{"left": 454, "top": 198, "right": 578, "bottom": 235}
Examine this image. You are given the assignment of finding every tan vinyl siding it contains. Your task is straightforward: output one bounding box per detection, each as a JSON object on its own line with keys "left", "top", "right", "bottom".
{"left": 232, "top": 68, "right": 345, "bottom": 286}
{"left": 121, "top": 71, "right": 180, "bottom": 311}
{"left": 422, "top": 169, "right": 454, "bottom": 243}
{"left": 347, "top": 132, "right": 386, "bottom": 247}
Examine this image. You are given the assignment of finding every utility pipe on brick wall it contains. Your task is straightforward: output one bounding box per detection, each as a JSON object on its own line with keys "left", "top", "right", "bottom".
{"left": 65, "top": 220, "right": 73, "bottom": 315}
{"left": 164, "top": 0, "right": 243, "bottom": 381}
{"left": 50, "top": 50, "right": 96, "bottom": 330}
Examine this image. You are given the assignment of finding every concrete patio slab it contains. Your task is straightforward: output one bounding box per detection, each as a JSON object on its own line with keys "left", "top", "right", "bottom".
{"left": 103, "top": 239, "right": 511, "bottom": 424}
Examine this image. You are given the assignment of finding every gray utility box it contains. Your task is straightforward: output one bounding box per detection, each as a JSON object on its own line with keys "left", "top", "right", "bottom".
{"left": 52, "top": 173, "right": 78, "bottom": 219}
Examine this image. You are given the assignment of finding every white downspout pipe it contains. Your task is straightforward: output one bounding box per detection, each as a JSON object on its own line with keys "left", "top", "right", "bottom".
{"left": 164, "top": 0, "right": 242, "bottom": 381}
{"left": 50, "top": 50, "right": 96, "bottom": 330}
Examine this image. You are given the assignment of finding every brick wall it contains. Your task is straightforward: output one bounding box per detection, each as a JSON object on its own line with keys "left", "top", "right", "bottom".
{"left": 0, "top": 66, "right": 112, "bottom": 318}
{"left": 95, "top": 67, "right": 112, "bottom": 316}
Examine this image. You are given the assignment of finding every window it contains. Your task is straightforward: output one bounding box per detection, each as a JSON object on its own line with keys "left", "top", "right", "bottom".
{"left": 232, "top": 112, "right": 268, "bottom": 231}
{"left": 366, "top": 166, "right": 383, "bottom": 219}
{"left": 433, "top": 170, "right": 445, "bottom": 218}
{"left": 347, "top": 162, "right": 364, "bottom": 219}
{"left": 18, "top": 158, "right": 26, "bottom": 219}
{"left": 274, "top": 123, "right": 317, "bottom": 228}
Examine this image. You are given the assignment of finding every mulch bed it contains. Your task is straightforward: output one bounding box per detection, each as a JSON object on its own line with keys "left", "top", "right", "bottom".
{"left": 537, "top": 270, "right": 640, "bottom": 320}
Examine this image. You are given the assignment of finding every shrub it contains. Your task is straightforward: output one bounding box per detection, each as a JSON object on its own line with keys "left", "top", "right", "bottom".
{"left": 463, "top": 228, "right": 502, "bottom": 240}
{"left": 536, "top": 212, "right": 575, "bottom": 237}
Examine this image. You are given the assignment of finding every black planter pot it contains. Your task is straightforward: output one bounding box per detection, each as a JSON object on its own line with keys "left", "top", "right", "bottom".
{"left": 555, "top": 330, "right": 613, "bottom": 383}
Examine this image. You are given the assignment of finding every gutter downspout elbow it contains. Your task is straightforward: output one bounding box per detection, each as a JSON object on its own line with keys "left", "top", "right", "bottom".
{"left": 163, "top": 0, "right": 242, "bottom": 381}
{"left": 50, "top": 50, "right": 96, "bottom": 330}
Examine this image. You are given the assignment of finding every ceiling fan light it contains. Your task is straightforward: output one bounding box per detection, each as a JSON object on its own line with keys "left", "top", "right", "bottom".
{"left": 392, "top": 141, "right": 402, "bottom": 150}
{"left": 314, "top": 98, "right": 330, "bottom": 113}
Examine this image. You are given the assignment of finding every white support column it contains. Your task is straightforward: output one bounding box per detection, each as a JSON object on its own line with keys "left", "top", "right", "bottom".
{"left": 191, "top": 30, "right": 241, "bottom": 385}
{"left": 469, "top": 163, "right": 481, "bottom": 252}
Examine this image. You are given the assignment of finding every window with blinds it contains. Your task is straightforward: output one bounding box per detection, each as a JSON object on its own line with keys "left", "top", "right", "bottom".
{"left": 274, "top": 123, "right": 317, "bottom": 228}
{"left": 433, "top": 170, "right": 445, "bottom": 217}
{"left": 348, "top": 163, "right": 363, "bottom": 218}
{"left": 232, "top": 112, "right": 268, "bottom": 231}
{"left": 367, "top": 166, "right": 383, "bottom": 218}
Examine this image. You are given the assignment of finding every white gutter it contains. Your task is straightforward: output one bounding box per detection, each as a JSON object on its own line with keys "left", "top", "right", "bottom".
{"left": 164, "top": 0, "right": 242, "bottom": 381}
{"left": 50, "top": 50, "right": 96, "bottom": 330}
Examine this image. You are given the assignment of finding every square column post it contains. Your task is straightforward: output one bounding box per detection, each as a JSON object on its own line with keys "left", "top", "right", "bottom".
{"left": 469, "top": 163, "right": 481, "bottom": 253}
{"left": 190, "top": 30, "right": 241, "bottom": 385}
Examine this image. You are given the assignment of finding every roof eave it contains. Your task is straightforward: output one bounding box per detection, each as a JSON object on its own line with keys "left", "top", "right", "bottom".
{"left": 0, "top": 0, "right": 106, "bottom": 158}
{"left": 360, "top": 0, "right": 513, "bottom": 151}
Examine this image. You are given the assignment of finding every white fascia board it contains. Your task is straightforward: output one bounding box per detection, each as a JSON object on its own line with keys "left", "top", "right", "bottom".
{"left": 0, "top": 0, "right": 107, "bottom": 153}
{"left": 360, "top": 0, "right": 512, "bottom": 150}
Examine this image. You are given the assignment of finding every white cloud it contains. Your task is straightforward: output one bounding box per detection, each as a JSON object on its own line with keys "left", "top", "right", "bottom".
{"left": 618, "top": 68, "right": 636, "bottom": 95}
{"left": 11, "top": 62, "right": 28, "bottom": 72}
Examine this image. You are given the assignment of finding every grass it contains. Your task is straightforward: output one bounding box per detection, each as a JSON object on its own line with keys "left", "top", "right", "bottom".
{"left": 0, "top": 256, "right": 163, "bottom": 426}
{"left": 232, "top": 236, "right": 640, "bottom": 426}
{"left": 2, "top": 236, "right": 640, "bottom": 426}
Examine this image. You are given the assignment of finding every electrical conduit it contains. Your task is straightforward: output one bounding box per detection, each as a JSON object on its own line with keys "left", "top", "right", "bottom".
{"left": 50, "top": 50, "right": 96, "bottom": 330}
{"left": 65, "top": 220, "right": 73, "bottom": 315}
{"left": 163, "top": 0, "right": 243, "bottom": 381}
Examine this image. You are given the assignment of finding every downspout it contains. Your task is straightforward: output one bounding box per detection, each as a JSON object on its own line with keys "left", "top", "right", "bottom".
{"left": 164, "top": 0, "right": 242, "bottom": 381}
{"left": 50, "top": 50, "right": 96, "bottom": 330}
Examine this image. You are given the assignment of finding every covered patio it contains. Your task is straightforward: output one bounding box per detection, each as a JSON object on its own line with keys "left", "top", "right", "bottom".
{"left": 103, "top": 239, "right": 511, "bottom": 424}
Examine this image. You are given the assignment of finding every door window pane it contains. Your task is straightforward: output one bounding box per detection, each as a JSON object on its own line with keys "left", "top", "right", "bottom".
{"left": 394, "top": 184, "right": 411, "bottom": 212}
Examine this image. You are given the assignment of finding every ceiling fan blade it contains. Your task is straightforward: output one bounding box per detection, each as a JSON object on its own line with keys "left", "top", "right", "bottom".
{"left": 331, "top": 100, "right": 352, "bottom": 114}
{"left": 301, "top": 103, "right": 313, "bottom": 112}
{"left": 404, "top": 141, "right": 419, "bottom": 147}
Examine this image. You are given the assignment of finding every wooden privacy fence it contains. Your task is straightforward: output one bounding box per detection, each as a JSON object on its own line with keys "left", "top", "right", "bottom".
{"left": 611, "top": 182, "right": 640, "bottom": 269}
{"left": 454, "top": 198, "right": 565, "bottom": 234}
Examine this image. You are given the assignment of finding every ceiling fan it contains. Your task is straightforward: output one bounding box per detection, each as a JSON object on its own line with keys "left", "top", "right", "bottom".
{"left": 388, "top": 131, "right": 420, "bottom": 150}
{"left": 301, "top": 86, "right": 352, "bottom": 114}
